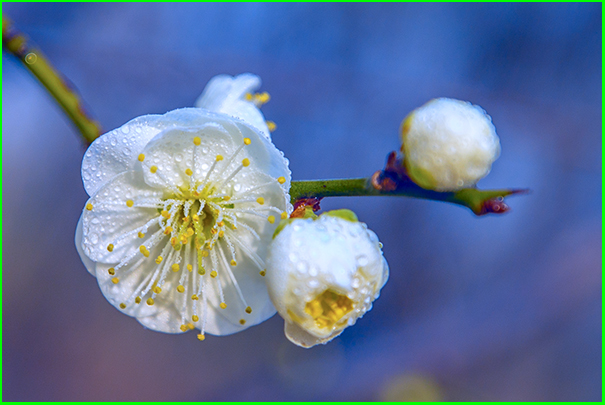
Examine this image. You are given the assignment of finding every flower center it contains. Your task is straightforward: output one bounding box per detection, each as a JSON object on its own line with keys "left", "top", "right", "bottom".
{"left": 305, "top": 289, "right": 354, "bottom": 329}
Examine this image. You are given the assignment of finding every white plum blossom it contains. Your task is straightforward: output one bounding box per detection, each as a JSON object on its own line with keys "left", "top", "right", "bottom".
{"left": 400, "top": 98, "right": 501, "bottom": 191}
{"left": 265, "top": 210, "right": 389, "bottom": 348}
{"left": 195, "top": 73, "right": 275, "bottom": 139}
{"left": 76, "top": 74, "right": 292, "bottom": 340}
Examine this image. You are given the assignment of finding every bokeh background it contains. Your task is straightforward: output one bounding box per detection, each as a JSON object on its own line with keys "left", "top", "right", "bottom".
{"left": 2, "top": 3, "right": 601, "bottom": 401}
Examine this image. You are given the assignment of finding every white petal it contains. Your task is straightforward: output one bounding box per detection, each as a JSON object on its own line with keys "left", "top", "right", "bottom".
{"left": 195, "top": 73, "right": 271, "bottom": 137}
{"left": 284, "top": 321, "right": 342, "bottom": 348}
{"left": 75, "top": 215, "right": 95, "bottom": 275}
{"left": 81, "top": 170, "right": 164, "bottom": 263}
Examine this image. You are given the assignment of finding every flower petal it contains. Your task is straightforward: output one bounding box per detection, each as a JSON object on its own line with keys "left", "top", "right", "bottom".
{"left": 75, "top": 215, "right": 95, "bottom": 276}
{"left": 195, "top": 73, "right": 271, "bottom": 137}
{"left": 284, "top": 321, "right": 343, "bottom": 348}
{"left": 80, "top": 170, "right": 164, "bottom": 263}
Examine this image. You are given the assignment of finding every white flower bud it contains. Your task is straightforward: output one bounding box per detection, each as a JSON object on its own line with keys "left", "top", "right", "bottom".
{"left": 266, "top": 210, "right": 389, "bottom": 348}
{"left": 400, "top": 98, "right": 501, "bottom": 191}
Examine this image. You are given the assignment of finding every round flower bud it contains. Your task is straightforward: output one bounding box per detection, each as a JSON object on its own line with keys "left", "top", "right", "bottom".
{"left": 266, "top": 210, "right": 389, "bottom": 348}
{"left": 400, "top": 98, "right": 501, "bottom": 191}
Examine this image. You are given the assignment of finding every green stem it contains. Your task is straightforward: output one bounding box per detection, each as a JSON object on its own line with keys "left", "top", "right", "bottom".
{"left": 2, "top": 14, "right": 101, "bottom": 143}
{"left": 290, "top": 178, "right": 523, "bottom": 215}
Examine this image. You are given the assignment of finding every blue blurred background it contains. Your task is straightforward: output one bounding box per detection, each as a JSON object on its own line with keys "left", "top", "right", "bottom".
{"left": 2, "top": 3, "right": 601, "bottom": 401}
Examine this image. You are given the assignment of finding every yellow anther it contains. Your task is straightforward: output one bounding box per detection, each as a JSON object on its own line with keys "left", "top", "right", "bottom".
{"left": 187, "top": 323, "right": 195, "bottom": 330}
{"left": 171, "top": 237, "right": 177, "bottom": 246}
{"left": 135, "top": 296, "right": 141, "bottom": 304}
{"left": 210, "top": 271, "right": 218, "bottom": 278}
{"left": 177, "top": 285, "right": 185, "bottom": 293}
{"left": 126, "top": 199, "right": 134, "bottom": 207}
{"left": 242, "top": 158, "right": 250, "bottom": 167}
{"left": 85, "top": 203, "right": 93, "bottom": 211}
{"left": 153, "top": 286, "right": 162, "bottom": 294}
{"left": 216, "top": 155, "right": 224, "bottom": 161}
{"left": 171, "top": 263, "right": 180, "bottom": 272}
{"left": 183, "top": 216, "right": 189, "bottom": 222}
{"left": 220, "top": 302, "right": 227, "bottom": 309}
{"left": 185, "top": 168, "right": 193, "bottom": 176}
{"left": 239, "top": 319, "right": 246, "bottom": 325}
{"left": 108, "top": 267, "right": 115, "bottom": 275}
{"left": 180, "top": 235, "right": 188, "bottom": 244}
{"left": 138, "top": 232, "right": 145, "bottom": 238}
{"left": 107, "top": 244, "right": 114, "bottom": 252}
{"left": 119, "top": 303, "right": 126, "bottom": 309}
{"left": 180, "top": 324, "right": 188, "bottom": 332}
{"left": 259, "top": 270, "right": 266, "bottom": 277}
{"left": 193, "top": 191, "right": 200, "bottom": 197}
{"left": 218, "top": 230, "right": 224, "bottom": 238}
{"left": 197, "top": 333, "right": 206, "bottom": 341}
{"left": 230, "top": 259, "right": 237, "bottom": 266}
{"left": 243, "top": 137, "right": 251, "bottom": 145}
{"left": 164, "top": 226, "right": 173, "bottom": 235}
{"left": 192, "top": 315, "right": 199, "bottom": 322}
{"left": 281, "top": 212, "right": 288, "bottom": 219}
{"left": 139, "top": 245, "right": 147, "bottom": 254}
{"left": 223, "top": 195, "right": 231, "bottom": 201}
{"left": 146, "top": 298, "right": 154, "bottom": 306}
{"left": 198, "top": 268, "right": 206, "bottom": 276}
{"left": 111, "top": 277, "right": 119, "bottom": 284}
{"left": 150, "top": 165, "right": 158, "bottom": 173}
{"left": 191, "top": 294, "right": 199, "bottom": 300}
{"left": 266, "top": 120, "right": 277, "bottom": 132}
{"left": 245, "top": 92, "right": 253, "bottom": 101}
{"left": 257, "top": 92, "right": 270, "bottom": 104}
{"left": 192, "top": 214, "right": 199, "bottom": 222}
{"left": 187, "top": 264, "right": 193, "bottom": 272}
{"left": 267, "top": 215, "right": 275, "bottom": 224}
{"left": 174, "top": 243, "right": 182, "bottom": 251}
{"left": 155, "top": 256, "right": 163, "bottom": 264}
{"left": 217, "top": 221, "right": 224, "bottom": 227}
{"left": 186, "top": 228, "right": 194, "bottom": 236}
{"left": 193, "top": 136, "right": 201, "bottom": 146}
{"left": 161, "top": 210, "right": 171, "bottom": 219}
{"left": 210, "top": 228, "right": 217, "bottom": 235}
{"left": 277, "top": 176, "right": 286, "bottom": 184}
{"left": 201, "top": 250, "right": 209, "bottom": 257}
{"left": 245, "top": 306, "right": 252, "bottom": 314}
{"left": 256, "top": 197, "right": 265, "bottom": 205}
{"left": 138, "top": 153, "right": 145, "bottom": 162}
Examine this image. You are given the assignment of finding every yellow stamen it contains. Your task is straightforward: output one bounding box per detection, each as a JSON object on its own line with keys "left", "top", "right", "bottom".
{"left": 180, "top": 235, "right": 188, "bottom": 244}
{"left": 244, "top": 93, "right": 253, "bottom": 101}
{"left": 154, "top": 256, "right": 163, "bottom": 264}
{"left": 245, "top": 306, "right": 252, "bottom": 314}
{"left": 126, "top": 199, "right": 134, "bottom": 207}
{"left": 192, "top": 315, "right": 199, "bottom": 322}
{"left": 201, "top": 250, "right": 209, "bottom": 257}
{"left": 180, "top": 324, "right": 188, "bottom": 332}
{"left": 223, "top": 195, "right": 231, "bottom": 201}
{"left": 257, "top": 92, "right": 270, "bottom": 104}
{"left": 138, "top": 232, "right": 145, "bottom": 238}
{"left": 191, "top": 294, "right": 199, "bottom": 301}
{"left": 277, "top": 176, "right": 286, "bottom": 184}
{"left": 177, "top": 285, "right": 185, "bottom": 293}
{"left": 85, "top": 203, "right": 93, "bottom": 211}
{"left": 108, "top": 268, "right": 115, "bottom": 275}
{"left": 267, "top": 215, "right": 275, "bottom": 224}
{"left": 197, "top": 333, "right": 206, "bottom": 341}
{"left": 242, "top": 158, "right": 250, "bottom": 167}
{"left": 186, "top": 228, "right": 194, "bottom": 236}
{"left": 256, "top": 197, "right": 265, "bottom": 205}
{"left": 243, "top": 137, "right": 251, "bottom": 145}
{"left": 135, "top": 296, "right": 141, "bottom": 304}
{"left": 185, "top": 168, "right": 193, "bottom": 176}
{"left": 219, "top": 302, "right": 227, "bottom": 309}
{"left": 150, "top": 165, "right": 158, "bottom": 173}
{"left": 210, "top": 271, "right": 218, "bottom": 278}
{"left": 161, "top": 210, "right": 171, "bottom": 219}
{"left": 218, "top": 230, "right": 224, "bottom": 238}
{"left": 230, "top": 260, "right": 237, "bottom": 266}
{"left": 266, "top": 120, "right": 277, "bottom": 132}
{"left": 171, "top": 237, "right": 177, "bottom": 245}
{"left": 217, "top": 221, "right": 224, "bottom": 227}
{"left": 259, "top": 270, "right": 266, "bottom": 277}
{"left": 119, "top": 303, "right": 126, "bottom": 309}
{"left": 146, "top": 298, "right": 154, "bottom": 306}
{"left": 187, "top": 323, "right": 195, "bottom": 330}
{"left": 193, "top": 137, "right": 201, "bottom": 146}
{"left": 171, "top": 263, "right": 180, "bottom": 272}
{"left": 239, "top": 319, "right": 246, "bottom": 325}
{"left": 187, "top": 264, "right": 193, "bottom": 272}
{"left": 164, "top": 226, "right": 173, "bottom": 235}
{"left": 107, "top": 244, "right": 114, "bottom": 252}
{"left": 216, "top": 155, "right": 224, "bottom": 161}
{"left": 281, "top": 212, "right": 288, "bottom": 219}
{"left": 153, "top": 286, "right": 162, "bottom": 294}
{"left": 192, "top": 214, "right": 199, "bottom": 222}
{"left": 111, "top": 277, "right": 119, "bottom": 284}
{"left": 138, "top": 153, "right": 145, "bottom": 162}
